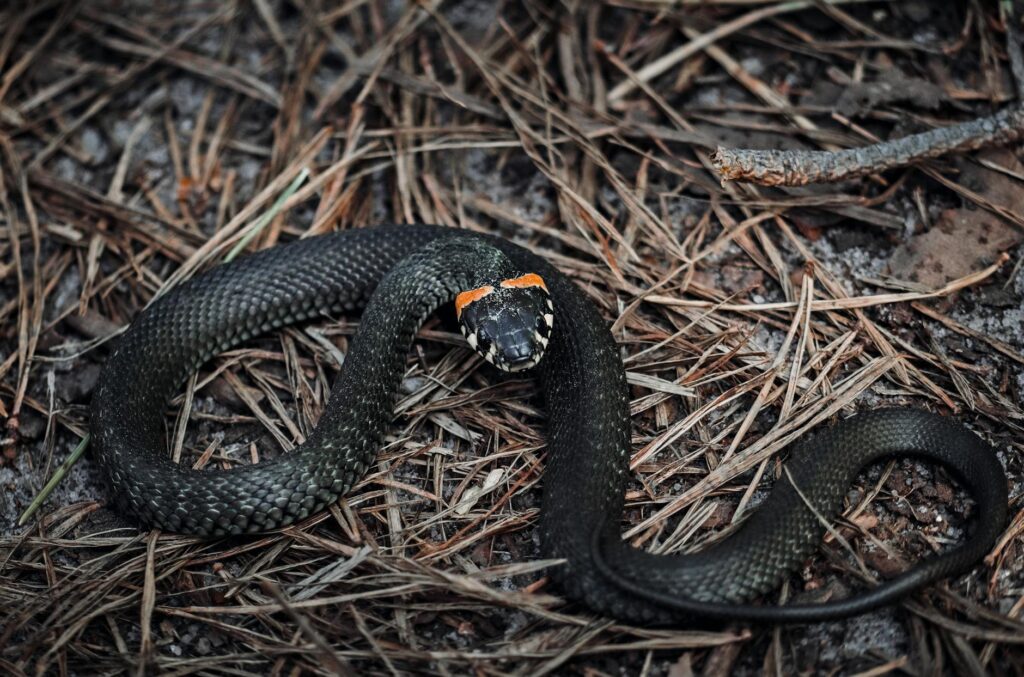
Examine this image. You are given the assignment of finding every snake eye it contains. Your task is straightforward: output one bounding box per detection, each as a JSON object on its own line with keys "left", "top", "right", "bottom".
{"left": 536, "top": 307, "right": 552, "bottom": 330}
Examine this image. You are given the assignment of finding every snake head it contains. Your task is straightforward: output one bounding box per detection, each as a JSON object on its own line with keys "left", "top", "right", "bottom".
{"left": 455, "top": 273, "right": 553, "bottom": 372}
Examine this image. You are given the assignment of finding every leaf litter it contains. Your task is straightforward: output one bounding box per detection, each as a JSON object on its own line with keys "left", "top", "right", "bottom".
{"left": 1, "top": 1, "right": 1023, "bottom": 674}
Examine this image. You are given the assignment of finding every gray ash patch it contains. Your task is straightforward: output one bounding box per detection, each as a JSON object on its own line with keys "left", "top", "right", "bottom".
{"left": 461, "top": 147, "right": 554, "bottom": 224}
{"left": 2, "top": 434, "right": 104, "bottom": 536}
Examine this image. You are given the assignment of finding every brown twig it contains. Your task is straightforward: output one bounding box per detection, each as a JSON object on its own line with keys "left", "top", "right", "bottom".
{"left": 712, "top": 105, "right": 1024, "bottom": 186}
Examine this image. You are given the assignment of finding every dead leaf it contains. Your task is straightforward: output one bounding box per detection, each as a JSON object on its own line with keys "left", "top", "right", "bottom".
{"left": 887, "top": 149, "right": 1024, "bottom": 286}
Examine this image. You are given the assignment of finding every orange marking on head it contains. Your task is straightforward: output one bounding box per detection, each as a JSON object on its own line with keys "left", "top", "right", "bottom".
{"left": 500, "top": 273, "right": 547, "bottom": 292}
{"left": 455, "top": 285, "right": 495, "bottom": 318}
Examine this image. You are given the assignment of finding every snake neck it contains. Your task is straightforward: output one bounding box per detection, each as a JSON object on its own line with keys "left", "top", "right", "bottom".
{"left": 90, "top": 230, "right": 523, "bottom": 535}
{"left": 307, "top": 238, "right": 519, "bottom": 446}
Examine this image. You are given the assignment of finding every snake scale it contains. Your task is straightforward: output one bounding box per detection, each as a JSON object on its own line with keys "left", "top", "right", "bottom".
{"left": 91, "top": 225, "right": 1008, "bottom": 624}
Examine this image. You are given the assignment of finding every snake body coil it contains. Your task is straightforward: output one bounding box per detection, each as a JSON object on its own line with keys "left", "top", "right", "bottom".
{"left": 91, "top": 225, "right": 1008, "bottom": 623}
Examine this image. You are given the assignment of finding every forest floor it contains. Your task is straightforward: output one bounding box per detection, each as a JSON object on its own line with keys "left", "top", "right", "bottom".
{"left": 1, "top": 1, "right": 1023, "bottom": 675}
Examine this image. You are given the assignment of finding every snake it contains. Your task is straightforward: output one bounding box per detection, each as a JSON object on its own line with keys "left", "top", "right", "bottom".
{"left": 90, "top": 224, "right": 1008, "bottom": 624}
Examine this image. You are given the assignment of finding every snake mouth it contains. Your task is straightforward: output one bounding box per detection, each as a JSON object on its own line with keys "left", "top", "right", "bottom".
{"left": 460, "top": 319, "right": 550, "bottom": 372}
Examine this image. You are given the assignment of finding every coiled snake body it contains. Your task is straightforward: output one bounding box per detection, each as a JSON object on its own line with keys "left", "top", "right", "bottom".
{"left": 91, "top": 225, "right": 1008, "bottom": 624}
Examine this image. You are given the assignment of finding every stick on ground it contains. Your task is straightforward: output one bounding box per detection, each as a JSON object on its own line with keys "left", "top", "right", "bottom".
{"left": 712, "top": 106, "right": 1024, "bottom": 186}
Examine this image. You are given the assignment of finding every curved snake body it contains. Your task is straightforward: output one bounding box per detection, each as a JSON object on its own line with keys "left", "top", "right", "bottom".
{"left": 91, "top": 225, "right": 1008, "bottom": 623}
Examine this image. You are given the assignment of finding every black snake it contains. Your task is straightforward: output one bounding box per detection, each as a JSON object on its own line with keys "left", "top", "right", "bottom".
{"left": 90, "top": 225, "right": 1008, "bottom": 624}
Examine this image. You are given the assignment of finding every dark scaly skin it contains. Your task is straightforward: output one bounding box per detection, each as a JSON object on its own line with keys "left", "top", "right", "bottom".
{"left": 91, "top": 225, "right": 1008, "bottom": 624}
{"left": 593, "top": 409, "right": 1009, "bottom": 622}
